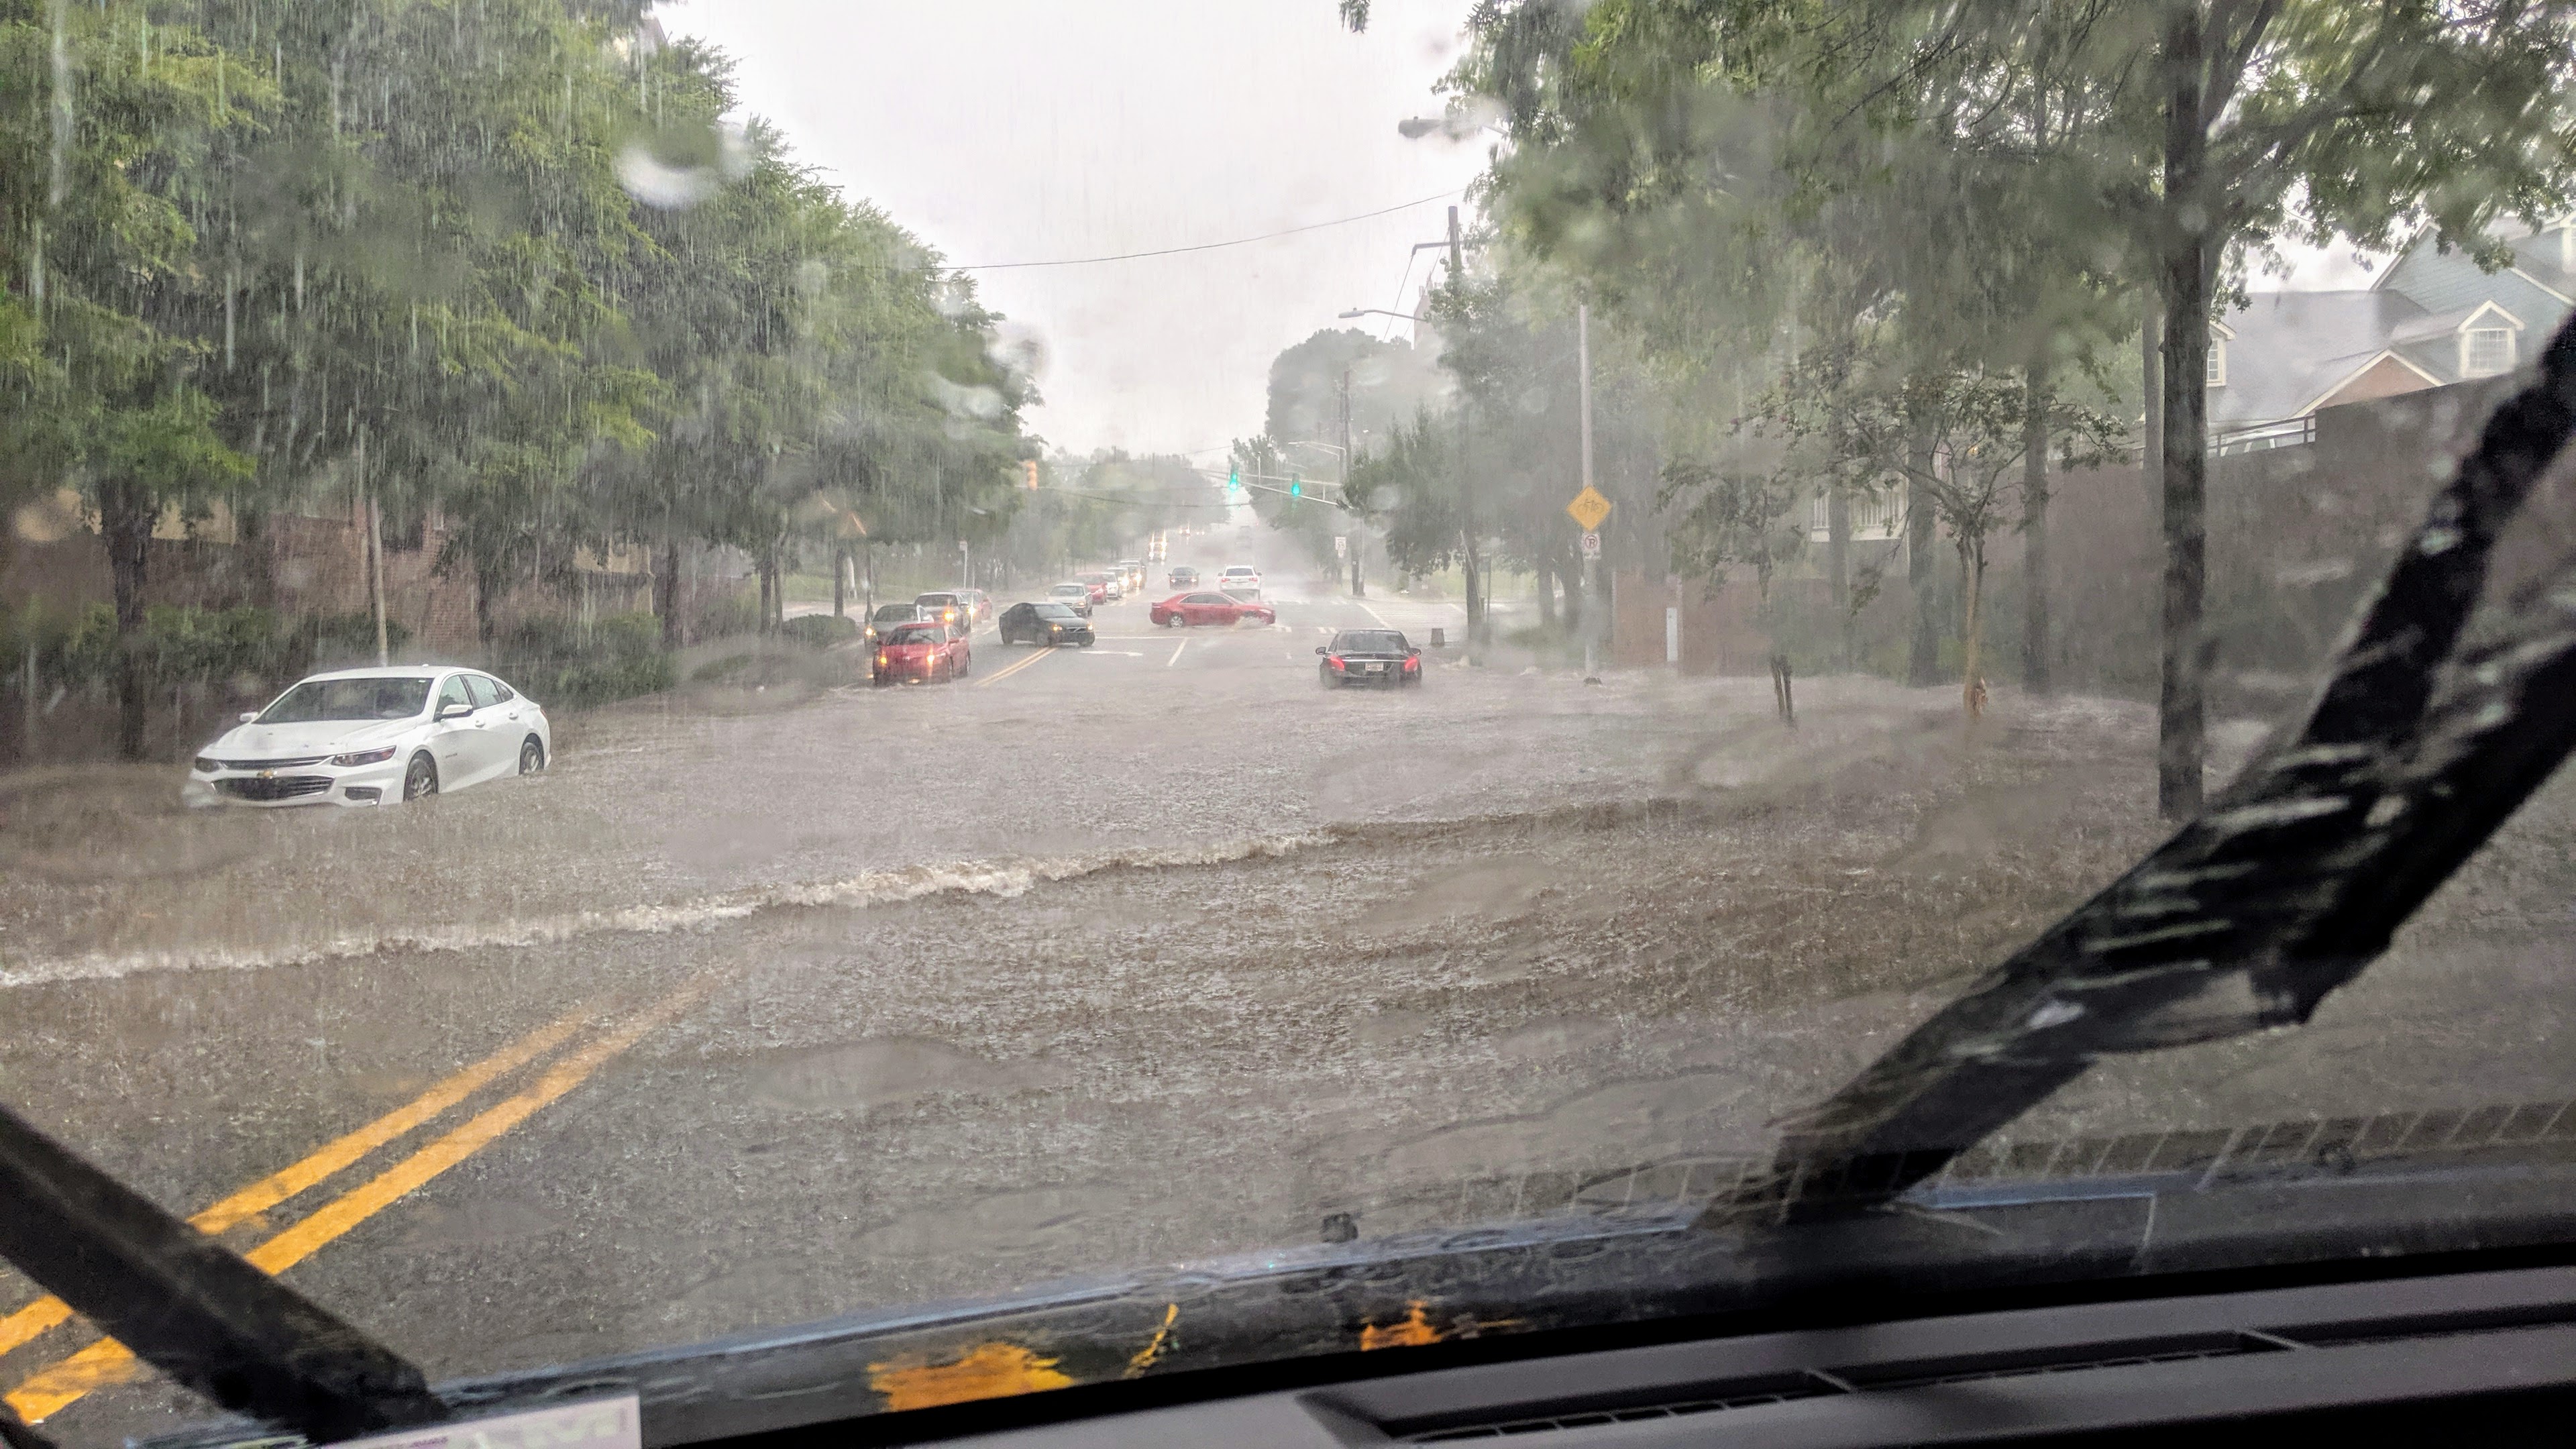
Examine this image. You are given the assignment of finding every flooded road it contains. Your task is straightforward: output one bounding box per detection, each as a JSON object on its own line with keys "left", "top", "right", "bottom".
{"left": 5, "top": 578, "right": 2574, "bottom": 1446}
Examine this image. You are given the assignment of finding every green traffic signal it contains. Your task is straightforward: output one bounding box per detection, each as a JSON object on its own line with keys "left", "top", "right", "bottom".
{"left": 1289, "top": 474, "right": 1301, "bottom": 498}
{"left": 1228, "top": 468, "right": 1240, "bottom": 493}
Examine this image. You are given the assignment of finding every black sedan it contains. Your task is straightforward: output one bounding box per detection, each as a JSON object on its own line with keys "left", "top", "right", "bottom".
{"left": 1000, "top": 601, "right": 1096, "bottom": 647}
{"left": 1318, "top": 628, "right": 1421, "bottom": 687}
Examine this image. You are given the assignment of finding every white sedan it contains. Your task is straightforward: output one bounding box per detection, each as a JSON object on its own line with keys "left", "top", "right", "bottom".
{"left": 184, "top": 666, "right": 552, "bottom": 808}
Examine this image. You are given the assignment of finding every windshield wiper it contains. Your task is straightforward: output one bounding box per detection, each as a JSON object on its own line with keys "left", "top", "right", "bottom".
{"left": 0, "top": 1104, "right": 447, "bottom": 1442}
{"left": 1715, "top": 315, "right": 2576, "bottom": 1226}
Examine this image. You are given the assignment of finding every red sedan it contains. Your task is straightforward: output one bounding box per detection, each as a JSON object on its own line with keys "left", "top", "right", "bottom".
{"left": 872, "top": 621, "right": 971, "bottom": 684}
{"left": 1150, "top": 590, "right": 1276, "bottom": 628}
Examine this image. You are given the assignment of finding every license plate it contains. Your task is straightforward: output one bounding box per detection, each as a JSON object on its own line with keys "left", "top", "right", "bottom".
{"left": 1365, "top": 663, "right": 1385, "bottom": 673}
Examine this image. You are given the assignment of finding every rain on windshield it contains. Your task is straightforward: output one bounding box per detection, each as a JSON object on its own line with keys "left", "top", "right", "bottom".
{"left": 3, "top": 1, "right": 2575, "bottom": 1444}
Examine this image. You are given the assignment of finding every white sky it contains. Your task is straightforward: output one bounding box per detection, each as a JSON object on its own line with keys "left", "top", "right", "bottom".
{"left": 653, "top": 2, "right": 2382, "bottom": 456}
{"left": 655, "top": 0, "right": 1485, "bottom": 458}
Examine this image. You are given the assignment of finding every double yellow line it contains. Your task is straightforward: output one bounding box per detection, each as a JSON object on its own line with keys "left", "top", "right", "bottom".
{"left": 0, "top": 974, "right": 720, "bottom": 1422}
{"left": 975, "top": 646, "right": 1059, "bottom": 688}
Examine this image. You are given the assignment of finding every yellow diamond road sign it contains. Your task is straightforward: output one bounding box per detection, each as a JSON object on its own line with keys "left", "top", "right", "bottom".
{"left": 1566, "top": 485, "right": 1611, "bottom": 533}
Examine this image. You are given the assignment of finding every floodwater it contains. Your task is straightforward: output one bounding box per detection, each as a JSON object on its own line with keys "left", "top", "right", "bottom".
{"left": 3, "top": 577, "right": 2572, "bottom": 1446}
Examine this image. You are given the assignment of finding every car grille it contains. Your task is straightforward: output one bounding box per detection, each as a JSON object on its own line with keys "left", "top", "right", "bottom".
{"left": 216, "top": 775, "right": 333, "bottom": 802}
{"left": 217, "top": 756, "right": 328, "bottom": 771}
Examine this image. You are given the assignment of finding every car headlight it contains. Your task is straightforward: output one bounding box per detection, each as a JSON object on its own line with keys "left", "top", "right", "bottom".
{"left": 329, "top": 747, "right": 398, "bottom": 767}
{"left": 193, "top": 756, "right": 217, "bottom": 773}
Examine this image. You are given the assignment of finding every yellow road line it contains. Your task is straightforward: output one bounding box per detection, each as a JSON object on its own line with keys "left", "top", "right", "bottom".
{"left": 5, "top": 980, "right": 713, "bottom": 1423}
{"left": 0, "top": 1007, "right": 591, "bottom": 1363}
{"left": 975, "top": 647, "right": 1057, "bottom": 688}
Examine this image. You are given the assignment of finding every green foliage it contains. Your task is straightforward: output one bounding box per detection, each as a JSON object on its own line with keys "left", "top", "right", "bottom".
{"left": 0, "top": 1, "right": 1033, "bottom": 745}
{"left": 779, "top": 612, "right": 859, "bottom": 648}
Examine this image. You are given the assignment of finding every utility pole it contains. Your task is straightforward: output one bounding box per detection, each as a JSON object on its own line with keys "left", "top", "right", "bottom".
{"left": 1340, "top": 366, "right": 1362, "bottom": 596}
{"left": 1578, "top": 302, "right": 1600, "bottom": 684}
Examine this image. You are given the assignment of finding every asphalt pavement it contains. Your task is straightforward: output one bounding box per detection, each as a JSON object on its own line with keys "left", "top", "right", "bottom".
{"left": 4, "top": 565, "right": 2574, "bottom": 1446}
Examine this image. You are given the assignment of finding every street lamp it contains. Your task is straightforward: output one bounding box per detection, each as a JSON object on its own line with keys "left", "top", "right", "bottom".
{"left": 1337, "top": 309, "right": 1413, "bottom": 323}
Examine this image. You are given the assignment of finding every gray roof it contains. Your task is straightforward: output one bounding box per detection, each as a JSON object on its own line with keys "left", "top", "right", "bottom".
{"left": 2212, "top": 290, "right": 2428, "bottom": 429}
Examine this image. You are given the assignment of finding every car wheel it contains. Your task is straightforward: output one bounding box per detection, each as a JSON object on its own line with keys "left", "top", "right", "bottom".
{"left": 402, "top": 753, "right": 438, "bottom": 801}
{"left": 519, "top": 737, "right": 545, "bottom": 775}
{"left": 1164, "top": 614, "right": 1185, "bottom": 629}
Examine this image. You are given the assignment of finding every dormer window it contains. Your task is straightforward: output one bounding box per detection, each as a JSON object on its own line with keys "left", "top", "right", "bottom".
{"left": 2206, "top": 339, "right": 2226, "bottom": 386}
{"left": 2465, "top": 327, "right": 2516, "bottom": 377}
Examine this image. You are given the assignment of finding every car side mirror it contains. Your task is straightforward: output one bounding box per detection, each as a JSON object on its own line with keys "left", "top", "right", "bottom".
{"left": 1316, "top": 646, "right": 1329, "bottom": 655}
{"left": 239, "top": 710, "right": 258, "bottom": 723}
{"left": 437, "top": 702, "right": 472, "bottom": 721}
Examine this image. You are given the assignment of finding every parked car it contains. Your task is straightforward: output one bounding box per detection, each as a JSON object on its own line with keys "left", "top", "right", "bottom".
{"left": 872, "top": 620, "right": 970, "bottom": 684}
{"left": 913, "top": 591, "right": 969, "bottom": 629}
{"left": 1000, "top": 601, "right": 1097, "bottom": 647}
{"left": 1150, "top": 590, "right": 1277, "bottom": 629}
{"left": 863, "top": 602, "right": 924, "bottom": 647}
{"left": 184, "top": 666, "right": 552, "bottom": 808}
{"left": 1317, "top": 629, "right": 1421, "bottom": 688}
{"left": 1047, "top": 582, "right": 1094, "bottom": 616}
{"left": 1167, "top": 564, "right": 1201, "bottom": 588}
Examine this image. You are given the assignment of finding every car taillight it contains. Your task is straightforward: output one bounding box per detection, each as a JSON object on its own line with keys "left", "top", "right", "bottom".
{"left": 1403, "top": 655, "right": 1420, "bottom": 670}
{"left": 1329, "top": 656, "right": 1346, "bottom": 669}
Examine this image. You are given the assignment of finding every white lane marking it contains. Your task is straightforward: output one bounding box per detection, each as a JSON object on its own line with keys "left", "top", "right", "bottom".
{"left": 1362, "top": 604, "right": 1395, "bottom": 630}
{"left": 1168, "top": 641, "right": 1187, "bottom": 667}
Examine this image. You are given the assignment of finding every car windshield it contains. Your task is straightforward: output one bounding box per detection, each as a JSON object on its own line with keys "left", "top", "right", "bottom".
{"left": 255, "top": 678, "right": 434, "bottom": 724}
{"left": 8, "top": 6, "right": 2576, "bottom": 1448}
{"left": 1334, "top": 631, "right": 1408, "bottom": 653}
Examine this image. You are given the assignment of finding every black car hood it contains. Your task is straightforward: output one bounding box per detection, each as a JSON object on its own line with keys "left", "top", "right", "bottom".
{"left": 146, "top": 1103, "right": 2576, "bottom": 1449}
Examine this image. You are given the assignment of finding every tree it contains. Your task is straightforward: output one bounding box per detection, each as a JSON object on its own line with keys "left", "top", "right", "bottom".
{"left": 1, "top": 1, "right": 266, "bottom": 755}
{"left": 1825, "top": 0, "right": 2576, "bottom": 811}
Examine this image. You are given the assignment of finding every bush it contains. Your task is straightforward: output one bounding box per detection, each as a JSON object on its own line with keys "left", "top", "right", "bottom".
{"left": 780, "top": 612, "right": 859, "bottom": 647}
{"left": 695, "top": 590, "right": 763, "bottom": 639}
{"left": 518, "top": 651, "right": 678, "bottom": 710}
{"left": 300, "top": 610, "right": 412, "bottom": 671}
{"left": 495, "top": 610, "right": 673, "bottom": 710}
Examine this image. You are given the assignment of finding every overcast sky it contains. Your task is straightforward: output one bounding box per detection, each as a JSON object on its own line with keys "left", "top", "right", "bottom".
{"left": 655, "top": 0, "right": 1486, "bottom": 460}
{"left": 654, "top": 1, "right": 2373, "bottom": 459}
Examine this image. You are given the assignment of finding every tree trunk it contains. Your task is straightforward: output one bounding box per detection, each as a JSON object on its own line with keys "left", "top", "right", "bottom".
{"left": 757, "top": 553, "right": 775, "bottom": 634}
{"left": 1460, "top": 531, "right": 1485, "bottom": 664}
{"left": 1905, "top": 432, "right": 1940, "bottom": 686}
{"left": 657, "top": 539, "right": 682, "bottom": 649}
{"left": 474, "top": 563, "right": 497, "bottom": 653}
{"left": 833, "top": 545, "right": 847, "bottom": 619}
{"left": 2021, "top": 361, "right": 2052, "bottom": 694}
{"left": 100, "top": 478, "right": 153, "bottom": 760}
{"left": 366, "top": 490, "right": 388, "bottom": 667}
{"left": 1825, "top": 486, "right": 1851, "bottom": 669}
{"left": 1960, "top": 541, "right": 1989, "bottom": 720}
{"left": 2157, "top": 3, "right": 2212, "bottom": 820}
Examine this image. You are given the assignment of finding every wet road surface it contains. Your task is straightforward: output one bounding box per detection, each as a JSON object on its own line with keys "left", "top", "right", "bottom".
{"left": 4, "top": 573, "right": 2574, "bottom": 1444}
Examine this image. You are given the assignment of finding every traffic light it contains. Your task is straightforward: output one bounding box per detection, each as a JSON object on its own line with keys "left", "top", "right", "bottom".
{"left": 1228, "top": 468, "right": 1241, "bottom": 495}
{"left": 1289, "top": 474, "right": 1302, "bottom": 498}
{"left": 1022, "top": 460, "right": 1038, "bottom": 489}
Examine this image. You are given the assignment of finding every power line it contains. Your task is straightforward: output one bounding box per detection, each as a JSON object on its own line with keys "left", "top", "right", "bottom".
{"left": 944, "top": 189, "right": 1465, "bottom": 272}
